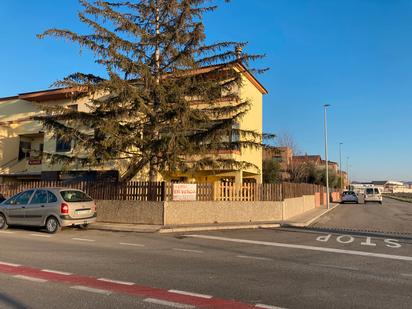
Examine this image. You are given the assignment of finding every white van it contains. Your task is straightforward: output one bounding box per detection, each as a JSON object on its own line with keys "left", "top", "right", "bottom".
{"left": 364, "top": 187, "right": 382, "bottom": 204}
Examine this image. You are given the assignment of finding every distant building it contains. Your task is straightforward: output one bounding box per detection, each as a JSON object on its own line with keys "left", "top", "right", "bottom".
{"left": 292, "top": 154, "right": 321, "bottom": 166}
{"left": 262, "top": 146, "right": 293, "bottom": 180}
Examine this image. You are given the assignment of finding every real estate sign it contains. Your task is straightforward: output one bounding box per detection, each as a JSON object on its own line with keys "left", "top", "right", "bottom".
{"left": 172, "top": 184, "right": 197, "bottom": 201}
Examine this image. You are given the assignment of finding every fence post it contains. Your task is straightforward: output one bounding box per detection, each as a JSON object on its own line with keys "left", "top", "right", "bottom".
{"left": 161, "top": 182, "right": 167, "bottom": 201}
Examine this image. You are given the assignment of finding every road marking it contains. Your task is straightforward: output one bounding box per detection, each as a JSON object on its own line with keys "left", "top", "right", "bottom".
{"left": 401, "top": 273, "right": 412, "bottom": 277}
{"left": 13, "top": 275, "right": 47, "bottom": 283}
{"left": 168, "top": 289, "right": 212, "bottom": 299}
{"left": 144, "top": 298, "right": 195, "bottom": 308}
{"left": 0, "top": 261, "right": 21, "bottom": 267}
{"left": 119, "top": 242, "right": 145, "bottom": 247}
{"left": 186, "top": 234, "right": 412, "bottom": 262}
{"left": 71, "top": 285, "right": 111, "bottom": 295}
{"left": 173, "top": 248, "right": 204, "bottom": 254}
{"left": 256, "top": 304, "right": 287, "bottom": 309}
{"left": 72, "top": 238, "right": 95, "bottom": 242}
{"left": 0, "top": 231, "right": 14, "bottom": 234}
{"left": 237, "top": 255, "right": 273, "bottom": 261}
{"left": 30, "top": 233, "right": 52, "bottom": 238}
{"left": 42, "top": 269, "right": 72, "bottom": 276}
{"left": 310, "top": 263, "right": 359, "bottom": 271}
{"left": 98, "top": 278, "right": 135, "bottom": 286}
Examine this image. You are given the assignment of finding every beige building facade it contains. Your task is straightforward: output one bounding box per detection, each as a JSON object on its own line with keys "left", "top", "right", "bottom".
{"left": 0, "top": 64, "right": 267, "bottom": 184}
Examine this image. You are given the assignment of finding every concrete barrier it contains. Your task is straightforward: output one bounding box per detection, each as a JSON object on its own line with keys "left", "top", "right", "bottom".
{"left": 96, "top": 200, "right": 164, "bottom": 225}
{"left": 164, "top": 201, "right": 283, "bottom": 225}
{"left": 96, "top": 194, "right": 318, "bottom": 226}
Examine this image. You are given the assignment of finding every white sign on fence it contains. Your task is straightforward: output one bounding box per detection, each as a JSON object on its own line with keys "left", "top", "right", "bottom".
{"left": 172, "top": 183, "right": 197, "bottom": 201}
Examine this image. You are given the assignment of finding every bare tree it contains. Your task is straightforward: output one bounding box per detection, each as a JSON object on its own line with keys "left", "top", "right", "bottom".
{"left": 276, "top": 132, "right": 301, "bottom": 155}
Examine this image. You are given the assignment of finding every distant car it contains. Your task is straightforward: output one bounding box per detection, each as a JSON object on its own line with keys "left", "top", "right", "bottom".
{"left": 0, "top": 188, "right": 97, "bottom": 233}
{"left": 341, "top": 191, "right": 359, "bottom": 204}
{"left": 364, "top": 187, "right": 383, "bottom": 204}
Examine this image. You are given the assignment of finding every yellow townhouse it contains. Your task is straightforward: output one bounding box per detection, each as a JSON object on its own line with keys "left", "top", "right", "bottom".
{"left": 0, "top": 63, "right": 267, "bottom": 184}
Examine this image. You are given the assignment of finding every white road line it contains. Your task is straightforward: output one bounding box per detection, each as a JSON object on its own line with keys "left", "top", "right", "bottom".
{"left": 173, "top": 248, "right": 204, "bottom": 254}
{"left": 98, "top": 278, "right": 135, "bottom": 286}
{"left": 401, "top": 273, "right": 412, "bottom": 277}
{"left": 30, "top": 233, "right": 52, "bottom": 238}
{"left": 42, "top": 269, "right": 72, "bottom": 276}
{"left": 186, "top": 234, "right": 412, "bottom": 262}
{"left": 0, "top": 231, "right": 14, "bottom": 234}
{"left": 71, "top": 285, "right": 111, "bottom": 295}
{"left": 168, "top": 289, "right": 212, "bottom": 299}
{"left": 144, "top": 298, "right": 195, "bottom": 308}
{"left": 237, "top": 255, "right": 273, "bottom": 261}
{"left": 72, "top": 238, "right": 95, "bottom": 242}
{"left": 13, "top": 275, "right": 47, "bottom": 283}
{"left": 256, "top": 304, "right": 287, "bottom": 309}
{"left": 0, "top": 261, "right": 21, "bottom": 267}
{"left": 119, "top": 242, "right": 145, "bottom": 247}
{"left": 310, "top": 263, "right": 359, "bottom": 271}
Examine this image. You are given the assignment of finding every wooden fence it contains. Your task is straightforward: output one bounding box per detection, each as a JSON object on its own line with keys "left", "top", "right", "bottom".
{"left": 0, "top": 180, "right": 330, "bottom": 202}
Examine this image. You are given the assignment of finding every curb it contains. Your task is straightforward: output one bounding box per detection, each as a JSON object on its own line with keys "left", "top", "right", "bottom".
{"left": 159, "top": 223, "right": 281, "bottom": 234}
{"left": 384, "top": 195, "right": 412, "bottom": 203}
{"left": 89, "top": 225, "right": 162, "bottom": 233}
{"left": 281, "top": 203, "right": 341, "bottom": 228}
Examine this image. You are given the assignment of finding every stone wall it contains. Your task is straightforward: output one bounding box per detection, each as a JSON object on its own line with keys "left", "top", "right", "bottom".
{"left": 95, "top": 195, "right": 317, "bottom": 226}
{"left": 96, "top": 200, "right": 164, "bottom": 225}
{"left": 163, "top": 201, "right": 283, "bottom": 226}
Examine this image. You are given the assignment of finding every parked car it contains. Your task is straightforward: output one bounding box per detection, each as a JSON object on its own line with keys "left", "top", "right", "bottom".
{"left": 364, "top": 187, "right": 383, "bottom": 204}
{"left": 341, "top": 191, "right": 359, "bottom": 204}
{"left": 0, "top": 188, "right": 97, "bottom": 233}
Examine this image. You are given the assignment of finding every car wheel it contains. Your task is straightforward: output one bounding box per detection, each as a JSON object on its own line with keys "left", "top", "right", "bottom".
{"left": 0, "top": 213, "right": 8, "bottom": 230}
{"left": 46, "top": 216, "right": 61, "bottom": 234}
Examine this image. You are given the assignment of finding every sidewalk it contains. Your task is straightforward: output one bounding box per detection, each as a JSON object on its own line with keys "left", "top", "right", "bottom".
{"left": 90, "top": 203, "right": 340, "bottom": 233}
{"left": 280, "top": 203, "right": 340, "bottom": 228}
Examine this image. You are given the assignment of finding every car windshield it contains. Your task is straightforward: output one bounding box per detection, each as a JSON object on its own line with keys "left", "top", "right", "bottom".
{"left": 366, "top": 188, "right": 374, "bottom": 194}
{"left": 60, "top": 190, "right": 93, "bottom": 202}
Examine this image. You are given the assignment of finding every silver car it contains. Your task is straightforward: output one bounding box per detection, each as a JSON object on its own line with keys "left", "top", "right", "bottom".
{"left": 341, "top": 190, "right": 359, "bottom": 204}
{"left": 0, "top": 188, "right": 97, "bottom": 233}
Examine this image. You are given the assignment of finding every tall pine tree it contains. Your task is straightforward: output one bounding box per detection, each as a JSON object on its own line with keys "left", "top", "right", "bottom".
{"left": 37, "top": 0, "right": 269, "bottom": 181}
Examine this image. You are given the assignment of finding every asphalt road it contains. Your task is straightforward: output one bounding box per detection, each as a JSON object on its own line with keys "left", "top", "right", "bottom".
{"left": 0, "top": 211, "right": 412, "bottom": 309}
{"left": 313, "top": 197, "right": 412, "bottom": 235}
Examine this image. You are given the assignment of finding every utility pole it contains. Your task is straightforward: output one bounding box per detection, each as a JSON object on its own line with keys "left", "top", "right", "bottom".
{"left": 324, "top": 104, "right": 330, "bottom": 210}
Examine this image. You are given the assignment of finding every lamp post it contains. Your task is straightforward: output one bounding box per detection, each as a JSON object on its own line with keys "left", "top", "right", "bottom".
{"left": 324, "top": 104, "right": 330, "bottom": 210}
{"left": 346, "top": 156, "right": 350, "bottom": 189}
{"left": 339, "top": 142, "right": 343, "bottom": 189}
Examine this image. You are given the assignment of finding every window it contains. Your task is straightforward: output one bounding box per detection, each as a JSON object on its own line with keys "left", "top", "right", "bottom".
{"left": 60, "top": 190, "right": 93, "bottom": 202}
{"left": 47, "top": 191, "right": 58, "bottom": 203}
{"left": 5, "top": 190, "right": 34, "bottom": 205}
{"left": 18, "top": 141, "right": 31, "bottom": 160}
{"left": 366, "top": 188, "right": 374, "bottom": 194}
{"left": 230, "top": 122, "right": 240, "bottom": 150}
{"left": 56, "top": 136, "right": 71, "bottom": 152}
{"left": 67, "top": 104, "right": 78, "bottom": 111}
{"left": 30, "top": 190, "right": 48, "bottom": 204}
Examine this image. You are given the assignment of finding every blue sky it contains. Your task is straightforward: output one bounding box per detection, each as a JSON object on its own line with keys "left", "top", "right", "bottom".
{"left": 1, "top": 0, "right": 412, "bottom": 181}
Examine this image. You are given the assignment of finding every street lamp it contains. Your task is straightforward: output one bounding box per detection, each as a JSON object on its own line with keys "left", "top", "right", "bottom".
{"left": 339, "top": 142, "right": 343, "bottom": 189}
{"left": 346, "top": 156, "right": 350, "bottom": 188}
{"left": 324, "top": 104, "right": 330, "bottom": 210}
